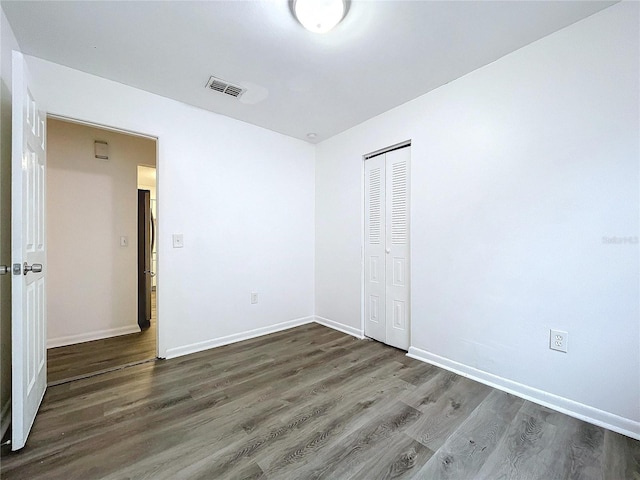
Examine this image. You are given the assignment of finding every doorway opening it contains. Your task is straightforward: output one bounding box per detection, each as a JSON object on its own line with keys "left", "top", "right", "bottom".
{"left": 45, "top": 117, "right": 159, "bottom": 385}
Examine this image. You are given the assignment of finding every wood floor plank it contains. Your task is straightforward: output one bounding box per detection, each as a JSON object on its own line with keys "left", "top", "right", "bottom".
{"left": 414, "top": 389, "right": 524, "bottom": 479}
{"left": 2, "top": 323, "right": 638, "bottom": 480}
{"left": 403, "top": 371, "right": 492, "bottom": 451}
{"left": 603, "top": 429, "right": 640, "bottom": 480}
{"left": 398, "top": 361, "right": 441, "bottom": 387}
{"left": 474, "top": 403, "right": 560, "bottom": 480}
{"left": 350, "top": 433, "right": 434, "bottom": 480}
{"left": 296, "top": 401, "right": 423, "bottom": 479}
{"left": 255, "top": 368, "right": 416, "bottom": 479}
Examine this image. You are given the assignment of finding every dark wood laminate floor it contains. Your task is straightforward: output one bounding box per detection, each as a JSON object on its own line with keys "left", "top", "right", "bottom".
{"left": 47, "top": 293, "right": 157, "bottom": 385}
{"left": 2, "top": 323, "right": 638, "bottom": 479}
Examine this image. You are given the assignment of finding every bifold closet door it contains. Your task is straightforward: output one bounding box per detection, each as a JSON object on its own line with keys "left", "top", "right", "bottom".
{"left": 364, "top": 154, "right": 386, "bottom": 344}
{"left": 364, "top": 146, "right": 410, "bottom": 350}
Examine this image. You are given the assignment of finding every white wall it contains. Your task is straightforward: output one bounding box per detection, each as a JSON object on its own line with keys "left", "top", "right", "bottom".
{"left": 0, "top": 4, "right": 21, "bottom": 437}
{"left": 47, "top": 119, "right": 156, "bottom": 347}
{"left": 22, "top": 56, "right": 315, "bottom": 359}
{"left": 315, "top": 2, "right": 639, "bottom": 438}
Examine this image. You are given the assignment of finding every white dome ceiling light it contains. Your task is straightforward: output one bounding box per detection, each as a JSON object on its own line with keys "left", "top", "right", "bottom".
{"left": 293, "top": 0, "right": 347, "bottom": 34}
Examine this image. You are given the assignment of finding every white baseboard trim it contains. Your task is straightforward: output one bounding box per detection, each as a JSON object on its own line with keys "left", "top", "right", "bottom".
{"left": 314, "top": 316, "right": 365, "bottom": 339}
{"left": 47, "top": 325, "right": 141, "bottom": 349}
{"left": 164, "top": 316, "right": 315, "bottom": 359}
{"left": 407, "top": 346, "right": 640, "bottom": 441}
{"left": 1, "top": 398, "right": 10, "bottom": 440}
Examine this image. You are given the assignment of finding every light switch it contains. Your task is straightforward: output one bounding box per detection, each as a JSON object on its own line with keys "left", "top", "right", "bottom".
{"left": 172, "top": 234, "right": 184, "bottom": 248}
{"left": 120, "top": 236, "right": 128, "bottom": 247}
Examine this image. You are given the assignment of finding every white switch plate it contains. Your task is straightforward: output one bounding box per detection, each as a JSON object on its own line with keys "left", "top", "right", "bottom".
{"left": 251, "top": 292, "right": 258, "bottom": 304}
{"left": 120, "top": 236, "right": 128, "bottom": 247}
{"left": 550, "top": 329, "right": 568, "bottom": 353}
{"left": 172, "top": 234, "right": 184, "bottom": 248}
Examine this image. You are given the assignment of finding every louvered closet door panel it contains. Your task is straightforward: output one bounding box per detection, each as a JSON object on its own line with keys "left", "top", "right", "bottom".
{"left": 385, "top": 147, "right": 410, "bottom": 350}
{"left": 364, "top": 154, "right": 386, "bottom": 343}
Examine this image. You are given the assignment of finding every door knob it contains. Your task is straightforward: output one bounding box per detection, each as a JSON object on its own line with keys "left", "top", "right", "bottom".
{"left": 23, "top": 262, "right": 43, "bottom": 275}
{"left": 0, "top": 265, "right": 8, "bottom": 275}
{"left": 385, "top": 248, "right": 391, "bottom": 254}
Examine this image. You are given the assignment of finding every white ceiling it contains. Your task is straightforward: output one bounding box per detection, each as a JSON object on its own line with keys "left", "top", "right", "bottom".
{"left": 2, "top": 0, "right": 616, "bottom": 143}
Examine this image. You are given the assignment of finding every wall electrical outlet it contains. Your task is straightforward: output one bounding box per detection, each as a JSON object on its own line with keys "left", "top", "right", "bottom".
{"left": 172, "top": 234, "right": 184, "bottom": 248}
{"left": 251, "top": 292, "right": 258, "bottom": 304}
{"left": 550, "top": 329, "right": 568, "bottom": 353}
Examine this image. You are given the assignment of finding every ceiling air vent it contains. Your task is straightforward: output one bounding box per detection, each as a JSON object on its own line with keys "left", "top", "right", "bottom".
{"left": 205, "top": 76, "right": 245, "bottom": 98}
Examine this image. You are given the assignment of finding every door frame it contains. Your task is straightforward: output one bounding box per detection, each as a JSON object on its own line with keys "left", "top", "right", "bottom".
{"left": 360, "top": 140, "right": 412, "bottom": 344}
{"left": 46, "top": 114, "right": 162, "bottom": 358}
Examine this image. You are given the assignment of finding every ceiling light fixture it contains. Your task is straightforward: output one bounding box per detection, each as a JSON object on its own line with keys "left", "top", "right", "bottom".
{"left": 293, "top": 0, "right": 347, "bottom": 34}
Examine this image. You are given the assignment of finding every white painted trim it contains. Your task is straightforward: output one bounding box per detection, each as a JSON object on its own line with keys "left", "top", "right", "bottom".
{"left": 47, "top": 325, "right": 141, "bottom": 349}
{"left": 314, "top": 316, "right": 365, "bottom": 339}
{"left": 1, "top": 399, "right": 10, "bottom": 440}
{"left": 359, "top": 153, "right": 366, "bottom": 340}
{"left": 407, "top": 346, "right": 640, "bottom": 441}
{"left": 47, "top": 114, "right": 158, "bottom": 141}
{"left": 164, "top": 316, "right": 315, "bottom": 359}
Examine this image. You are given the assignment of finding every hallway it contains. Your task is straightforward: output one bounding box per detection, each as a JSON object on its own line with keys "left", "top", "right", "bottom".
{"left": 47, "top": 292, "right": 156, "bottom": 385}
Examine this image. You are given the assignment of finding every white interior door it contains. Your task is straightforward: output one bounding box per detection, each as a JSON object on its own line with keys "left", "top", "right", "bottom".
{"left": 364, "top": 146, "right": 410, "bottom": 350}
{"left": 11, "top": 51, "right": 47, "bottom": 451}
{"left": 364, "top": 154, "right": 386, "bottom": 343}
{"left": 384, "top": 147, "right": 410, "bottom": 349}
